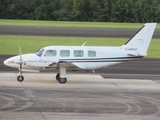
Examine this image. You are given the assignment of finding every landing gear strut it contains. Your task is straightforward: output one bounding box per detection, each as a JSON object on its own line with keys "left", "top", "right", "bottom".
{"left": 56, "top": 65, "right": 67, "bottom": 84}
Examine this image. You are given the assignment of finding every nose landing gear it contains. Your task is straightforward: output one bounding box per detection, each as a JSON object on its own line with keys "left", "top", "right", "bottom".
{"left": 17, "top": 67, "right": 24, "bottom": 82}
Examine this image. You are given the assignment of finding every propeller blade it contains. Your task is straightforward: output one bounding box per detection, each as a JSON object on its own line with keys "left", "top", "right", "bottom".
{"left": 19, "top": 46, "right": 22, "bottom": 61}
{"left": 20, "top": 64, "right": 22, "bottom": 72}
{"left": 18, "top": 46, "right": 23, "bottom": 75}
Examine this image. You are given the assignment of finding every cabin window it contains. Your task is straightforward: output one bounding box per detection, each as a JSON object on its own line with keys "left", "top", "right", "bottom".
{"left": 35, "top": 48, "right": 45, "bottom": 57}
{"left": 74, "top": 50, "right": 84, "bottom": 57}
{"left": 88, "top": 50, "right": 96, "bottom": 57}
{"left": 60, "top": 50, "right": 70, "bottom": 57}
{"left": 44, "top": 50, "right": 56, "bottom": 57}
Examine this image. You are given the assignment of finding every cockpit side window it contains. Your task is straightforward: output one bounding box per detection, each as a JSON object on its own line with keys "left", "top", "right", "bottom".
{"left": 44, "top": 50, "right": 57, "bottom": 57}
{"left": 35, "top": 48, "right": 45, "bottom": 57}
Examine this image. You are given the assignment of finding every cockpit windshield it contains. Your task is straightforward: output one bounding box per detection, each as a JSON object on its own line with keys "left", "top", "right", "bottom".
{"left": 35, "top": 48, "right": 45, "bottom": 57}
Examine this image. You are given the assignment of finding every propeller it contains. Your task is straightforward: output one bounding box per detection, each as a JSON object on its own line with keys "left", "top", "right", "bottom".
{"left": 15, "top": 46, "right": 24, "bottom": 82}
{"left": 19, "top": 46, "right": 23, "bottom": 74}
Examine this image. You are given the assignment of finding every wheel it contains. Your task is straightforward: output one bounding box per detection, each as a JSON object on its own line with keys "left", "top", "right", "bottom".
{"left": 17, "top": 75, "right": 24, "bottom": 82}
{"left": 56, "top": 73, "right": 60, "bottom": 81}
{"left": 59, "top": 78, "right": 67, "bottom": 84}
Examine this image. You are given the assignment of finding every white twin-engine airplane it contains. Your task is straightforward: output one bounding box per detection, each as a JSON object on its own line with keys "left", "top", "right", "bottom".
{"left": 4, "top": 23, "right": 157, "bottom": 84}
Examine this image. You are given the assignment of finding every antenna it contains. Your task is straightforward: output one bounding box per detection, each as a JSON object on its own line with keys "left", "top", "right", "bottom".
{"left": 82, "top": 41, "right": 86, "bottom": 46}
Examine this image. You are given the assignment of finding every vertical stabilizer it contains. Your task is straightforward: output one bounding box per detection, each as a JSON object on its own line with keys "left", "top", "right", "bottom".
{"left": 123, "top": 23, "right": 157, "bottom": 56}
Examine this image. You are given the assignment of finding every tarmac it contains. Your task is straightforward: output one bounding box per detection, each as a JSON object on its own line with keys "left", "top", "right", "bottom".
{"left": 0, "top": 25, "right": 160, "bottom": 38}
{"left": 0, "top": 72, "right": 160, "bottom": 120}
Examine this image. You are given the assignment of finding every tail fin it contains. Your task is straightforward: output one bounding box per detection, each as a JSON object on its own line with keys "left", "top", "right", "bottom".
{"left": 123, "top": 23, "right": 157, "bottom": 56}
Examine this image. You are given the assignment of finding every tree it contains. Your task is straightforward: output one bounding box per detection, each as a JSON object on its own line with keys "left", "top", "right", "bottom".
{"left": 0, "top": 0, "right": 160, "bottom": 23}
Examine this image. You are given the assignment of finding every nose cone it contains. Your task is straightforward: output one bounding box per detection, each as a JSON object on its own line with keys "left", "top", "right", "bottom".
{"left": 3, "top": 59, "right": 8, "bottom": 66}
{"left": 3, "top": 57, "right": 19, "bottom": 68}
{"left": 3, "top": 58, "right": 12, "bottom": 67}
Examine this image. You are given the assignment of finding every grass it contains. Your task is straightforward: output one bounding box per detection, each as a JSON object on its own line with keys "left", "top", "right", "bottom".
{"left": 0, "top": 19, "right": 160, "bottom": 29}
{"left": 0, "top": 35, "right": 159, "bottom": 58}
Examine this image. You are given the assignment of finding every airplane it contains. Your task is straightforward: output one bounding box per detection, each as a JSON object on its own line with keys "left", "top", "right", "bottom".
{"left": 3, "top": 23, "right": 157, "bottom": 84}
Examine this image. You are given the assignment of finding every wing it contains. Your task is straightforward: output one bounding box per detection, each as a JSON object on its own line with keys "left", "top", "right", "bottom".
{"left": 25, "top": 60, "right": 87, "bottom": 70}
{"left": 49, "top": 61, "right": 87, "bottom": 70}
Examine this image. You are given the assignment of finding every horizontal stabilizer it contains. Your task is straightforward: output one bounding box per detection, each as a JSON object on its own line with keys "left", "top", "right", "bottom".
{"left": 127, "top": 53, "right": 146, "bottom": 57}
{"left": 127, "top": 53, "right": 138, "bottom": 57}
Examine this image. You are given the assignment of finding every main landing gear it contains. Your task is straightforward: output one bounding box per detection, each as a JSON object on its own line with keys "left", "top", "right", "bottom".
{"left": 56, "top": 65, "right": 67, "bottom": 84}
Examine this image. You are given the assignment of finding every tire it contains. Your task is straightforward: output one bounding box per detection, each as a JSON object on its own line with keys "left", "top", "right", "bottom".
{"left": 59, "top": 78, "right": 67, "bottom": 84}
{"left": 56, "top": 73, "right": 60, "bottom": 81}
{"left": 17, "top": 75, "right": 24, "bottom": 82}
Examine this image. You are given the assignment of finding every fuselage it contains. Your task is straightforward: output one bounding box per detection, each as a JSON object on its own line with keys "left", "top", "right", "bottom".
{"left": 4, "top": 45, "right": 141, "bottom": 71}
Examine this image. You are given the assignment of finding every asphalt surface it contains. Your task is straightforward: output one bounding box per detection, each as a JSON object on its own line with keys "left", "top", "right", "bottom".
{"left": 0, "top": 73, "right": 160, "bottom": 120}
{"left": 0, "top": 25, "right": 160, "bottom": 38}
